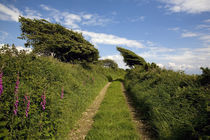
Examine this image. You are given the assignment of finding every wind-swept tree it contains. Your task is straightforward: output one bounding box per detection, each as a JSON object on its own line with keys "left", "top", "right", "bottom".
{"left": 117, "top": 47, "right": 146, "bottom": 68}
{"left": 18, "top": 16, "right": 99, "bottom": 63}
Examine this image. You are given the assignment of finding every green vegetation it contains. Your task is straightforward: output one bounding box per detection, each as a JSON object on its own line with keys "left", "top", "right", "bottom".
{"left": 119, "top": 47, "right": 210, "bottom": 139}
{"left": 117, "top": 47, "right": 146, "bottom": 67}
{"left": 99, "top": 59, "right": 119, "bottom": 69}
{"left": 86, "top": 81, "right": 140, "bottom": 140}
{"left": 0, "top": 45, "right": 124, "bottom": 139}
{"left": 18, "top": 16, "right": 99, "bottom": 63}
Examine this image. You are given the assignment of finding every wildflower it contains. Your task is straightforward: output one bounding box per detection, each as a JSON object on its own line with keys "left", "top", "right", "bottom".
{"left": 14, "top": 96, "right": 19, "bottom": 115}
{"left": 40, "top": 92, "right": 46, "bottom": 110}
{"left": 61, "top": 87, "right": 64, "bottom": 99}
{"left": 0, "top": 71, "right": 3, "bottom": 96}
{"left": 24, "top": 95, "right": 30, "bottom": 117}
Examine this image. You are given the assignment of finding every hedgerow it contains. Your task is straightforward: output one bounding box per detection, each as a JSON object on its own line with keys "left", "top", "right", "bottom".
{"left": 124, "top": 66, "right": 209, "bottom": 139}
{"left": 0, "top": 45, "right": 124, "bottom": 139}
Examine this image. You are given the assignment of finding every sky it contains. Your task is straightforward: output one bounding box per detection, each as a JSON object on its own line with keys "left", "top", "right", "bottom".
{"left": 0, "top": 0, "right": 210, "bottom": 74}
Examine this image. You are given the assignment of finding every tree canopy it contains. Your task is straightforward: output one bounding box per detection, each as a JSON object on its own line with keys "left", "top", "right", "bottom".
{"left": 18, "top": 16, "right": 99, "bottom": 63}
{"left": 99, "top": 59, "right": 118, "bottom": 69}
{"left": 116, "top": 47, "right": 146, "bottom": 68}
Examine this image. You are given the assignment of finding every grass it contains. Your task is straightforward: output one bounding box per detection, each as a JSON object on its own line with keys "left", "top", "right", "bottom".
{"left": 85, "top": 81, "right": 140, "bottom": 140}
{"left": 124, "top": 66, "right": 209, "bottom": 139}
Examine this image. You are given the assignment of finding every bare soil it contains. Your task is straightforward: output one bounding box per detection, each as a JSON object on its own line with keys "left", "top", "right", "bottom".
{"left": 67, "top": 82, "right": 111, "bottom": 140}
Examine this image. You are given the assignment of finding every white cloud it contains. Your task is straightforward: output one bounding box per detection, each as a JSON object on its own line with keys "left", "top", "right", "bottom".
{"left": 160, "top": 0, "right": 210, "bottom": 13}
{"left": 0, "top": 44, "right": 32, "bottom": 52}
{"left": 76, "top": 30, "right": 145, "bottom": 48}
{"left": 167, "top": 62, "right": 194, "bottom": 71}
{"left": 131, "top": 16, "right": 145, "bottom": 22}
{"left": 196, "top": 24, "right": 210, "bottom": 30}
{"left": 24, "top": 7, "right": 42, "bottom": 19}
{"left": 204, "top": 19, "right": 210, "bottom": 23}
{"left": 0, "top": 3, "right": 43, "bottom": 22}
{"left": 181, "top": 32, "right": 198, "bottom": 37}
{"left": 0, "top": 3, "right": 21, "bottom": 22}
{"left": 15, "top": 46, "right": 32, "bottom": 52}
{"left": 40, "top": 4, "right": 110, "bottom": 29}
{"left": 157, "top": 63, "right": 164, "bottom": 68}
{"left": 0, "top": 31, "right": 8, "bottom": 41}
{"left": 199, "top": 34, "right": 210, "bottom": 43}
{"left": 168, "top": 27, "right": 180, "bottom": 31}
{"left": 100, "top": 54, "right": 129, "bottom": 69}
{"left": 83, "top": 14, "right": 92, "bottom": 20}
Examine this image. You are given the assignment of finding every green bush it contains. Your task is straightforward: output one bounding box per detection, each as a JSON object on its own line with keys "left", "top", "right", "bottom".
{"left": 0, "top": 45, "right": 124, "bottom": 139}
{"left": 124, "top": 66, "right": 209, "bottom": 139}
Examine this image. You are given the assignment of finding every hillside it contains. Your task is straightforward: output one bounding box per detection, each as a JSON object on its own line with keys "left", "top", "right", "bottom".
{"left": 0, "top": 46, "right": 125, "bottom": 139}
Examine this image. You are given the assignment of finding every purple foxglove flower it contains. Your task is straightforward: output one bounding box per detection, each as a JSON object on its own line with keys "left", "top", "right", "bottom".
{"left": 24, "top": 95, "right": 30, "bottom": 117}
{"left": 14, "top": 99, "right": 19, "bottom": 115}
{"left": 41, "top": 93, "right": 46, "bottom": 110}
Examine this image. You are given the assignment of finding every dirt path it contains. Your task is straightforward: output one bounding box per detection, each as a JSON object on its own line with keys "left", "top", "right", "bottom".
{"left": 121, "top": 83, "right": 152, "bottom": 140}
{"left": 67, "top": 82, "right": 111, "bottom": 140}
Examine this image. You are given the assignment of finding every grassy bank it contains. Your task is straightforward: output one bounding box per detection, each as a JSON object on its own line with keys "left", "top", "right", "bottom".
{"left": 124, "top": 66, "right": 209, "bottom": 139}
{"left": 86, "top": 81, "right": 140, "bottom": 140}
{"left": 0, "top": 46, "right": 125, "bottom": 139}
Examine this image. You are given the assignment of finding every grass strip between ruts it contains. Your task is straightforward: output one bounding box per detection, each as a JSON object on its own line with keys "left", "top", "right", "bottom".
{"left": 86, "top": 81, "right": 140, "bottom": 140}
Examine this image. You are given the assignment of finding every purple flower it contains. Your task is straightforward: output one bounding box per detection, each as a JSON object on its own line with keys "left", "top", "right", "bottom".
{"left": 61, "top": 87, "right": 64, "bottom": 99}
{"left": 0, "top": 72, "right": 3, "bottom": 96}
{"left": 14, "top": 97, "right": 19, "bottom": 115}
{"left": 24, "top": 95, "right": 30, "bottom": 117}
{"left": 40, "top": 92, "right": 46, "bottom": 110}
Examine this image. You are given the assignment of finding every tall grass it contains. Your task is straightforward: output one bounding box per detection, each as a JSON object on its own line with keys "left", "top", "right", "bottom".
{"left": 0, "top": 46, "right": 125, "bottom": 139}
{"left": 86, "top": 81, "right": 140, "bottom": 140}
{"left": 124, "top": 66, "right": 209, "bottom": 139}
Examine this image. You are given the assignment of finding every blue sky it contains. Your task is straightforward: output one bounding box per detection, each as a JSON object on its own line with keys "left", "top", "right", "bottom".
{"left": 0, "top": 0, "right": 210, "bottom": 74}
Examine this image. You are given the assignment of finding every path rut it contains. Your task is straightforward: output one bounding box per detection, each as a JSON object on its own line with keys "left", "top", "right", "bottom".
{"left": 121, "top": 83, "right": 152, "bottom": 140}
{"left": 67, "top": 82, "right": 111, "bottom": 140}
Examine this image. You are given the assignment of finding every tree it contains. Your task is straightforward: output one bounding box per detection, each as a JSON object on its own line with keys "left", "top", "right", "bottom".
{"left": 116, "top": 47, "right": 146, "bottom": 68}
{"left": 18, "top": 16, "right": 99, "bottom": 63}
{"left": 199, "top": 67, "right": 210, "bottom": 86}
{"left": 99, "top": 59, "right": 118, "bottom": 69}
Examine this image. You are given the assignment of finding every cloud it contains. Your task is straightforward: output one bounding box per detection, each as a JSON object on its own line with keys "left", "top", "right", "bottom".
{"left": 0, "top": 3, "right": 43, "bottom": 22}
{"left": 130, "top": 16, "right": 145, "bottom": 22}
{"left": 196, "top": 24, "right": 210, "bottom": 30}
{"left": 24, "top": 7, "right": 42, "bottom": 19}
{"left": 167, "top": 62, "right": 194, "bottom": 71}
{"left": 0, "top": 3, "right": 21, "bottom": 22}
{"left": 0, "top": 31, "right": 8, "bottom": 41}
{"left": 0, "top": 44, "right": 32, "bottom": 52}
{"left": 159, "top": 0, "right": 210, "bottom": 13}
{"left": 199, "top": 34, "right": 210, "bottom": 43}
{"left": 204, "top": 19, "right": 210, "bottom": 23}
{"left": 100, "top": 54, "right": 129, "bottom": 69}
{"left": 15, "top": 46, "right": 32, "bottom": 52}
{"left": 181, "top": 32, "right": 198, "bottom": 38}
{"left": 40, "top": 4, "right": 111, "bottom": 29}
{"left": 168, "top": 27, "right": 180, "bottom": 31}
{"left": 77, "top": 30, "right": 145, "bottom": 48}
